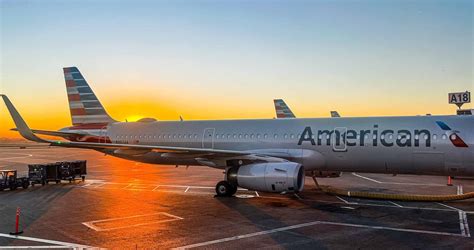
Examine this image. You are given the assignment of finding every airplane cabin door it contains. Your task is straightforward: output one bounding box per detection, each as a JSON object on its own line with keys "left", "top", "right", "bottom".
{"left": 202, "top": 128, "right": 215, "bottom": 149}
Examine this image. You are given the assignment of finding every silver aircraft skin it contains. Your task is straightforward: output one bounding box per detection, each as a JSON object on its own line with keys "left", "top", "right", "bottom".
{"left": 1, "top": 67, "right": 473, "bottom": 196}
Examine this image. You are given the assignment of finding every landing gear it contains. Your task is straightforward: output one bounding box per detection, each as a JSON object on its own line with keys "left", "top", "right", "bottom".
{"left": 215, "top": 181, "right": 237, "bottom": 197}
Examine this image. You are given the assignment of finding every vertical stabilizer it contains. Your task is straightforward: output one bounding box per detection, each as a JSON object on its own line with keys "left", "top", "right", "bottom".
{"left": 63, "top": 67, "right": 116, "bottom": 125}
{"left": 274, "top": 99, "right": 296, "bottom": 118}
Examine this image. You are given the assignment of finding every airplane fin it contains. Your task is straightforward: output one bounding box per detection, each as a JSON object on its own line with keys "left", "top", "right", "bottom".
{"left": 63, "top": 67, "right": 116, "bottom": 125}
{"left": 1, "top": 95, "right": 49, "bottom": 143}
{"left": 330, "top": 111, "right": 341, "bottom": 118}
{"left": 273, "top": 99, "right": 296, "bottom": 118}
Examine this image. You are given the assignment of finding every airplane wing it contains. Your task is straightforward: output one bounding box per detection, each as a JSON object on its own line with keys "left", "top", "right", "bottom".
{"left": 10, "top": 128, "right": 84, "bottom": 139}
{"left": 0, "top": 94, "right": 277, "bottom": 159}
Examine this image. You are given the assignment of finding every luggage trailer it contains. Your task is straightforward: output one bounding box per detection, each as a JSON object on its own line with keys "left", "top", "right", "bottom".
{"left": 28, "top": 160, "right": 87, "bottom": 186}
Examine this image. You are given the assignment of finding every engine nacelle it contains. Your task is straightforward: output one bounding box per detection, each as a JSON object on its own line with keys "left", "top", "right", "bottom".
{"left": 227, "top": 162, "right": 305, "bottom": 193}
{"left": 307, "top": 170, "right": 342, "bottom": 178}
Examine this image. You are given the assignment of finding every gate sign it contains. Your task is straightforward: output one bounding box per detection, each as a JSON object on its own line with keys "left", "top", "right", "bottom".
{"left": 449, "top": 91, "right": 470, "bottom": 108}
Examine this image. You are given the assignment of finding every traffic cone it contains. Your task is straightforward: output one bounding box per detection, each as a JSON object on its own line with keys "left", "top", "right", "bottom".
{"left": 9, "top": 207, "right": 23, "bottom": 235}
{"left": 447, "top": 176, "right": 453, "bottom": 186}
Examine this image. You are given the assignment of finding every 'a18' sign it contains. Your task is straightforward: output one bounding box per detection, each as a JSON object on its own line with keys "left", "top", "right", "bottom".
{"left": 449, "top": 91, "right": 470, "bottom": 107}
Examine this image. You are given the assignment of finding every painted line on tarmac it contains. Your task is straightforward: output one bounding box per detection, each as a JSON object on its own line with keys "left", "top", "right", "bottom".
{"left": 0, "top": 233, "right": 93, "bottom": 248}
{"left": 174, "top": 219, "right": 467, "bottom": 249}
{"left": 388, "top": 201, "right": 403, "bottom": 208}
{"left": 335, "top": 195, "right": 357, "bottom": 205}
{"left": 82, "top": 212, "right": 183, "bottom": 232}
{"left": 0, "top": 153, "right": 33, "bottom": 161}
{"left": 352, "top": 173, "right": 381, "bottom": 183}
{"left": 0, "top": 246, "right": 84, "bottom": 249}
{"left": 351, "top": 173, "right": 445, "bottom": 186}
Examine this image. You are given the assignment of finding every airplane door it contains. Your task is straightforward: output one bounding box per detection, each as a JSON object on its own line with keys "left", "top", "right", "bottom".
{"left": 202, "top": 128, "right": 215, "bottom": 149}
{"left": 332, "top": 127, "right": 347, "bottom": 152}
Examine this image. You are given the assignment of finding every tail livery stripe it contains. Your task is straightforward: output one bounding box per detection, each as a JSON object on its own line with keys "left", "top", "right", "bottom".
{"left": 63, "top": 67, "right": 116, "bottom": 125}
{"left": 273, "top": 99, "right": 296, "bottom": 118}
{"left": 436, "top": 121, "right": 468, "bottom": 148}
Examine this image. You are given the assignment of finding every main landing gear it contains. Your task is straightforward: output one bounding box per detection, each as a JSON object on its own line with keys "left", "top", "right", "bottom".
{"left": 215, "top": 167, "right": 238, "bottom": 197}
{"left": 215, "top": 181, "right": 237, "bottom": 197}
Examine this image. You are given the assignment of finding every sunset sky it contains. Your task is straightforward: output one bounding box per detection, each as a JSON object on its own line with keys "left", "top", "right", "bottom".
{"left": 1, "top": 0, "right": 472, "bottom": 138}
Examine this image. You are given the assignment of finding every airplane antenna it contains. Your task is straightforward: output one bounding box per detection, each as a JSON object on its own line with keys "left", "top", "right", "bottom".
{"left": 179, "top": 116, "right": 183, "bottom": 121}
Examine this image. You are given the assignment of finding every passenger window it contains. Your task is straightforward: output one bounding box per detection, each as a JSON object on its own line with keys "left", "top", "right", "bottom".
{"left": 250, "top": 134, "right": 255, "bottom": 139}
{"left": 290, "top": 134, "right": 295, "bottom": 139}
{"left": 373, "top": 135, "right": 377, "bottom": 140}
{"left": 424, "top": 135, "right": 429, "bottom": 140}
{"left": 442, "top": 134, "right": 447, "bottom": 140}
{"left": 284, "top": 134, "right": 288, "bottom": 139}
{"left": 388, "top": 135, "right": 393, "bottom": 140}
{"left": 264, "top": 134, "right": 268, "bottom": 139}
{"left": 233, "top": 134, "right": 237, "bottom": 139}
{"left": 433, "top": 134, "right": 437, "bottom": 140}
{"left": 256, "top": 134, "right": 260, "bottom": 139}
{"left": 380, "top": 135, "right": 385, "bottom": 140}
{"left": 216, "top": 135, "right": 220, "bottom": 139}
{"left": 274, "top": 134, "right": 278, "bottom": 139}
{"left": 239, "top": 134, "right": 242, "bottom": 139}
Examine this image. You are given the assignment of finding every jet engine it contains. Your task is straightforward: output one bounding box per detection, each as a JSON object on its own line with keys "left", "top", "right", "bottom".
{"left": 227, "top": 162, "right": 305, "bottom": 193}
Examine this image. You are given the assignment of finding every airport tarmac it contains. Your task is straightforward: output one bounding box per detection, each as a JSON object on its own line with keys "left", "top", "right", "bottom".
{"left": 0, "top": 146, "right": 473, "bottom": 249}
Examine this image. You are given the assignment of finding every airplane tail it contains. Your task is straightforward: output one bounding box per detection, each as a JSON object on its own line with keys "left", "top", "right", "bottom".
{"left": 273, "top": 99, "right": 296, "bottom": 118}
{"left": 63, "top": 67, "right": 116, "bottom": 125}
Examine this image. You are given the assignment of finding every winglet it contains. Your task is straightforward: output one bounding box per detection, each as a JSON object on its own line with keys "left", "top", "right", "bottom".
{"left": 1, "top": 95, "right": 49, "bottom": 143}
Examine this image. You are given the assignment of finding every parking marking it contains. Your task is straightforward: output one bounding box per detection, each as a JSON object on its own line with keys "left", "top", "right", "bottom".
{"left": 82, "top": 212, "right": 183, "bottom": 232}
{"left": 0, "top": 153, "right": 33, "bottom": 161}
{"left": 388, "top": 201, "right": 403, "bottom": 208}
{"left": 174, "top": 219, "right": 467, "bottom": 249}
{"left": 352, "top": 173, "right": 382, "bottom": 183}
{"left": 351, "top": 173, "right": 445, "bottom": 186}
{"left": 0, "top": 233, "right": 93, "bottom": 249}
{"left": 335, "top": 196, "right": 357, "bottom": 205}
{"left": 0, "top": 246, "right": 85, "bottom": 249}
{"left": 185, "top": 186, "right": 190, "bottom": 192}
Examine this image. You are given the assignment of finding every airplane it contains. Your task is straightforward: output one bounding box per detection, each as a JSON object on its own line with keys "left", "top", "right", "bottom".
{"left": 273, "top": 99, "right": 341, "bottom": 118}
{"left": 2, "top": 67, "right": 473, "bottom": 197}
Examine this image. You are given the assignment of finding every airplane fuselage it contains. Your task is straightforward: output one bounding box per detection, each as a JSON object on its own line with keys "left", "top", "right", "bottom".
{"left": 85, "top": 115, "right": 474, "bottom": 176}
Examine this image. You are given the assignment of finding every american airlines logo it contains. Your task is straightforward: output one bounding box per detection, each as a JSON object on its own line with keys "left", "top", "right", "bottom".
{"left": 297, "top": 122, "right": 468, "bottom": 148}
{"left": 436, "top": 121, "right": 468, "bottom": 148}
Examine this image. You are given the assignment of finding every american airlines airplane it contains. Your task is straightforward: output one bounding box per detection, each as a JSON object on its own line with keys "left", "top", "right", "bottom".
{"left": 2, "top": 67, "right": 473, "bottom": 197}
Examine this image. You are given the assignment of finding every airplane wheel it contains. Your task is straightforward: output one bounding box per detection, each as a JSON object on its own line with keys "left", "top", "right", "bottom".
{"left": 215, "top": 181, "right": 234, "bottom": 197}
